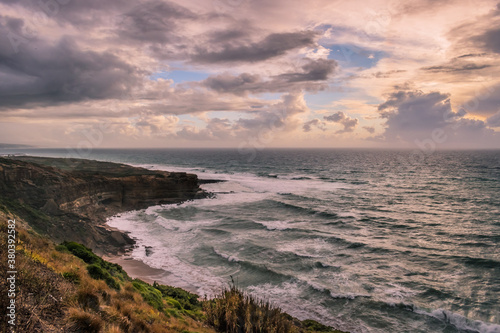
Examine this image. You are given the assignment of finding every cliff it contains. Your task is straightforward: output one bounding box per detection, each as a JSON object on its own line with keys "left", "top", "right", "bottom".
{"left": 0, "top": 156, "right": 205, "bottom": 254}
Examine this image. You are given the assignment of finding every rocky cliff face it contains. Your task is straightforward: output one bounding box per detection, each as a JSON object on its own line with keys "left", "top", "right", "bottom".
{"left": 0, "top": 156, "right": 205, "bottom": 254}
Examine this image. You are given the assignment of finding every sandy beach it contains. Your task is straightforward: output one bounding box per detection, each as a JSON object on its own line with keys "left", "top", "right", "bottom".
{"left": 104, "top": 255, "right": 172, "bottom": 286}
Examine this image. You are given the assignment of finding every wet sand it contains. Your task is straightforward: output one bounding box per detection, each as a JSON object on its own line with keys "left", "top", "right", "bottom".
{"left": 104, "top": 255, "right": 173, "bottom": 286}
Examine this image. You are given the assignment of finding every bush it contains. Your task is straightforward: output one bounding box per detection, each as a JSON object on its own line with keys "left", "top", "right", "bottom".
{"left": 62, "top": 271, "right": 81, "bottom": 284}
{"left": 105, "top": 276, "right": 121, "bottom": 291}
{"left": 302, "top": 319, "right": 337, "bottom": 332}
{"left": 61, "top": 242, "right": 98, "bottom": 264}
{"left": 59, "top": 242, "right": 126, "bottom": 290}
{"left": 87, "top": 264, "right": 107, "bottom": 280}
{"left": 132, "top": 279, "right": 164, "bottom": 310}
{"left": 86, "top": 264, "right": 121, "bottom": 290}
{"left": 203, "top": 284, "right": 297, "bottom": 333}
{"left": 153, "top": 282, "right": 200, "bottom": 311}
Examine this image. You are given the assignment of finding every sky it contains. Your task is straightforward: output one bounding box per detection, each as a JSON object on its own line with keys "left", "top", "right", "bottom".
{"left": 1, "top": 0, "right": 500, "bottom": 149}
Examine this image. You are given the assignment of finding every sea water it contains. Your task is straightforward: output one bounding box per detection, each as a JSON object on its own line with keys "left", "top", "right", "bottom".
{"left": 5, "top": 148, "right": 500, "bottom": 333}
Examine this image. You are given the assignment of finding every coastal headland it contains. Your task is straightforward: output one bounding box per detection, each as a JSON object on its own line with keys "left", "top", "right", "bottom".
{"left": 0, "top": 156, "right": 206, "bottom": 254}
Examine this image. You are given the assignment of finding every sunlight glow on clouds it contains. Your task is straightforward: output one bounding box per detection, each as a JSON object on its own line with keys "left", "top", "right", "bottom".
{"left": 0, "top": 0, "right": 499, "bottom": 148}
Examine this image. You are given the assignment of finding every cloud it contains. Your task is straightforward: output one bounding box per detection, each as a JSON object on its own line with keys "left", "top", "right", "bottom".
{"left": 378, "top": 90, "right": 456, "bottom": 132}
{"left": 448, "top": 4, "right": 500, "bottom": 56}
{"left": 303, "top": 119, "right": 325, "bottom": 132}
{"left": 191, "top": 31, "right": 319, "bottom": 63}
{"left": 0, "top": 18, "right": 145, "bottom": 108}
{"left": 324, "top": 111, "right": 359, "bottom": 133}
{"left": 378, "top": 89, "right": 500, "bottom": 147}
{"left": 363, "top": 126, "right": 375, "bottom": 133}
{"left": 473, "top": 27, "right": 500, "bottom": 54}
{"left": 460, "top": 84, "right": 500, "bottom": 116}
{"left": 116, "top": 1, "right": 197, "bottom": 44}
{"left": 237, "top": 91, "right": 309, "bottom": 132}
{"left": 487, "top": 110, "right": 500, "bottom": 127}
{"left": 456, "top": 53, "right": 487, "bottom": 58}
{"left": 202, "top": 58, "right": 336, "bottom": 95}
{"left": 371, "top": 70, "right": 406, "bottom": 78}
{"left": 1, "top": 0, "right": 499, "bottom": 148}
{"left": 421, "top": 63, "right": 492, "bottom": 73}
{"left": 176, "top": 118, "right": 235, "bottom": 141}
{"left": 274, "top": 58, "right": 337, "bottom": 82}
{"left": 134, "top": 114, "right": 179, "bottom": 136}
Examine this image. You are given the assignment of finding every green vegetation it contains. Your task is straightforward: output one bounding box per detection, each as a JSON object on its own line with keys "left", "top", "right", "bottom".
{"left": 0, "top": 196, "right": 50, "bottom": 232}
{"left": 58, "top": 241, "right": 127, "bottom": 290}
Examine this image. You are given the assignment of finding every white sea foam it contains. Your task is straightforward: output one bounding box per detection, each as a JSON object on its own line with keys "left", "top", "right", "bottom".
{"left": 108, "top": 211, "right": 226, "bottom": 296}
{"left": 130, "top": 162, "right": 350, "bottom": 197}
{"left": 254, "top": 220, "right": 294, "bottom": 231}
{"left": 213, "top": 248, "right": 240, "bottom": 263}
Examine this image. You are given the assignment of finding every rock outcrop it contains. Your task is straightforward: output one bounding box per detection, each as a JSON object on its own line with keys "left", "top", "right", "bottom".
{"left": 0, "top": 156, "right": 206, "bottom": 254}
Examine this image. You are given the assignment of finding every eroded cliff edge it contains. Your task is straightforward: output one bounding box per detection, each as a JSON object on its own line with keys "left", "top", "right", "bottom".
{"left": 0, "top": 156, "right": 206, "bottom": 254}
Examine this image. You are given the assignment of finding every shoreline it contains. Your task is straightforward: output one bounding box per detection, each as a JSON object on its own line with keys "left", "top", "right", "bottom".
{"left": 103, "top": 254, "right": 171, "bottom": 285}
{"left": 103, "top": 253, "right": 202, "bottom": 295}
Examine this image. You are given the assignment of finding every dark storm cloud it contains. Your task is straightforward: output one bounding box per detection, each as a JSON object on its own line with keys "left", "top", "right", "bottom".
{"left": 473, "top": 27, "right": 500, "bottom": 54}
{"left": 1, "top": 0, "right": 135, "bottom": 27}
{"left": 456, "top": 53, "right": 487, "bottom": 59}
{"left": 0, "top": 19, "right": 145, "bottom": 108}
{"left": 274, "top": 59, "right": 336, "bottom": 82}
{"left": 208, "top": 28, "right": 251, "bottom": 43}
{"left": 461, "top": 84, "right": 500, "bottom": 116}
{"left": 203, "top": 73, "right": 261, "bottom": 95}
{"left": 421, "top": 63, "right": 492, "bottom": 73}
{"left": 378, "top": 90, "right": 500, "bottom": 146}
{"left": 448, "top": 4, "right": 500, "bottom": 56}
{"left": 191, "top": 31, "right": 319, "bottom": 64}
{"left": 117, "top": 0, "right": 197, "bottom": 43}
{"left": 202, "top": 58, "right": 336, "bottom": 95}
{"left": 378, "top": 91, "right": 455, "bottom": 131}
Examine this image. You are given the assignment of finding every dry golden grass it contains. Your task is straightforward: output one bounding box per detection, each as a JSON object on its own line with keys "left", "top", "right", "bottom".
{"left": 67, "top": 307, "right": 104, "bottom": 332}
{"left": 1, "top": 211, "right": 216, "bottom": 333}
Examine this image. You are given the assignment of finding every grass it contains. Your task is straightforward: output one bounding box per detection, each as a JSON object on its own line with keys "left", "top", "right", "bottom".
{"left": 58, "top": 241, "right": 127, "bottom": 290}
{"left": 204, "top": 283, "right": 297, "bottom": 333}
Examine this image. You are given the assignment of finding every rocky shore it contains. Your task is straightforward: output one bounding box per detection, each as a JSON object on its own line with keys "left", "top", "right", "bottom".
{"left": 0, "top": 156, "right": 207, "bottom": 254}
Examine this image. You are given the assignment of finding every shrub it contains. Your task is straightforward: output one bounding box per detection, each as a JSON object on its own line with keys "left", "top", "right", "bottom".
{"left": 61, "top": 242, "right": 99, "bottom": 264}
{"left": 62, "top": 271, "right": 81, "bottom": 284}
{"left": 68, "top": 308, "right": 103, "bottom": 333}
{"left": 203, "top": 284, "right": 297, "bottom": 333}
{"left": 153, "top": 282, "right": 200, "bottom": 311}
{"left": 132, "top": 279, "right": 164, "bottom": 310}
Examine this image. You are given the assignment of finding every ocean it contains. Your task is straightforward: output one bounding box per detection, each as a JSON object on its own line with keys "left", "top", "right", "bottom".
{"left": 4, "top": 148, "right": 500, "bottom": 333}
